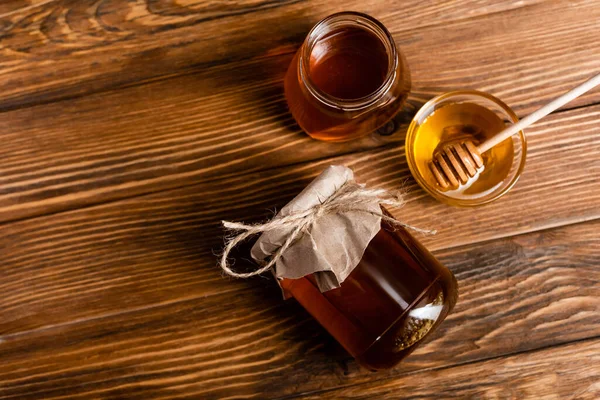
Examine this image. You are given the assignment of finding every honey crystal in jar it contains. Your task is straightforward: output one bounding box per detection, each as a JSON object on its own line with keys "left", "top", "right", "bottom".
{"left": 220, "top": 166, "right": 457, "bottom": 370}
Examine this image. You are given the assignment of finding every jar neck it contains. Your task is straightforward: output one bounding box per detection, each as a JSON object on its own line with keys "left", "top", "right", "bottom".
{"left": 299, "top": 12, "right": 398, "bottom": 112}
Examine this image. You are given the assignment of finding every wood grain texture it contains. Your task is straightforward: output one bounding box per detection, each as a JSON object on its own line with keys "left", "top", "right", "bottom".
{"left": 299, "top": 339, "right": 600, "bottom": 400}
{"left": 1, "top": 104, "right": 599, "bottom": 335}
{"left": 1, "top": 2, "right": 600, "bottom": 398}
{"left": 2, "top": 0, "right": 600, "bottom": 223}
{"left": 1, "top": 221, "right": 598, "bottom": 399}
{"left": 0, "top": 0, "right": 550, "bottom": 110}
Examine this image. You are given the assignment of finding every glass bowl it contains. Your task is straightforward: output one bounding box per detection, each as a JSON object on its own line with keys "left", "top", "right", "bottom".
{"left": 405, "top": 91, "right": 527, "bottom": 206}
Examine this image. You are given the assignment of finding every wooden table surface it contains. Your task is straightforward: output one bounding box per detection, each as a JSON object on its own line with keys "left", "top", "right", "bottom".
{"left": 1, "top": 1, "right": 599, "bottom": 399}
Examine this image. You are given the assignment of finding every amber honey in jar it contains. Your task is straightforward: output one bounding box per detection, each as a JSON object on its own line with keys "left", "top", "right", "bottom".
{"left": 406, "top": 91, "right": 527, "bottom": 206}
{"left": 280, "top": 216, "right": 457, "bottom": 370}
{"left": 284, "top": 12, "right": 411, "bottom": 142}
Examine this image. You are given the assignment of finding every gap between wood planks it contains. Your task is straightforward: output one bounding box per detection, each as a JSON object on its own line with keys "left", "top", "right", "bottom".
{"left": 2, "top": 0, "right": 599, "bottom": 225}
{"left": 1, "top": 2, "right": 598, "bottom": 397}
{"left": 0, "top": 0, "right": 547, "bottom": 114}
{"left": 0, "top": 215, "right": 596, "bottom": 344}
{"left": 1, "top": 97, "right": 598, "bottom": 229}
{"left": 275, "top": 335, "right": 600, "bottom": 400}
{"left": 1, "top": 97, "right": 597, "bottom": 338}
{"left": 1, "top": 217, "right": 599, "bottom": 398}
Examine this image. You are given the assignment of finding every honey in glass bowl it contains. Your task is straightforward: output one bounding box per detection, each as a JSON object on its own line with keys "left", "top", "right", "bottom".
{"left": 284, "top": 12, "right": 411, "bottom": 142}
{"left": 406, "top": 91, "right": 527, "bottom": 206}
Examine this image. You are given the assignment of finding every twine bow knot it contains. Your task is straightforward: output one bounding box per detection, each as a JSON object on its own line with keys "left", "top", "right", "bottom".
{"left": 219, "top": 181, "right": 435, "bottom": 278}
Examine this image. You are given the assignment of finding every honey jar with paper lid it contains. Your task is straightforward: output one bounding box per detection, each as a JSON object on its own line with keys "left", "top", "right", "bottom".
{"left": 220, "top": 166, "right": 457, "bottom": 370}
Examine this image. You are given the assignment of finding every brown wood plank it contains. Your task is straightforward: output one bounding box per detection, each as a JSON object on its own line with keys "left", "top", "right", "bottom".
{"left": 1, "top": 221, "right": 599, "bottom": 399}
{"left": 0, "top": 0, "right": 549, "bottom": 110}
{"left": 2, "top": 0, "right": 600, "bottom": 223}
{"left": 1, "top": 104, "right": 599, "bottom": 335}
{"left": 299, "top": 339, "right": 600, "bottom": 399}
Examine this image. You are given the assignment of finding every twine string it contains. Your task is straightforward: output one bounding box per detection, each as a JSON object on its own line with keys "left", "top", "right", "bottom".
{"left": 219, "top": 181, "right": 435, "bottom": 278}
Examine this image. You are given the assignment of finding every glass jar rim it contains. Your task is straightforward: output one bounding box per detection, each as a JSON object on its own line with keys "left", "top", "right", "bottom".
{"left": 299, "top": 11, "right": 399, "bottom": 112}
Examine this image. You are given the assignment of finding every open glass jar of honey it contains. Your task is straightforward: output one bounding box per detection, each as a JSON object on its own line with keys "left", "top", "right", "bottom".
{"left": 284, "top": 12, "right": 411, "bottom": 142}
{"left": 221, "top": 166, "right": 457, "bottom": 370}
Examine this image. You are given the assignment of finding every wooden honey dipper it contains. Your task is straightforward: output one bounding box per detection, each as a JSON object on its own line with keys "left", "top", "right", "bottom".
{"left": 430, "top": 72, "right": 600, "bottom": 190}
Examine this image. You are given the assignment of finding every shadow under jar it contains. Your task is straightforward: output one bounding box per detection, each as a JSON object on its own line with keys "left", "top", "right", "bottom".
{"left": 280, "top": 213, "right": 458, "bottom": 371}
{"left": 284, "top": 12, "right": 411, "bottom": 142}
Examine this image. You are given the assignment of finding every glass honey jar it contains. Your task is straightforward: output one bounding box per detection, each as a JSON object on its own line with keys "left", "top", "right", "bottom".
{"left": 221, "top": 166, "right": 458, "bottom": 371}
{"left": 284, "top": 12, "right": 411, "bottom": 142}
